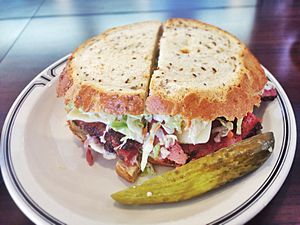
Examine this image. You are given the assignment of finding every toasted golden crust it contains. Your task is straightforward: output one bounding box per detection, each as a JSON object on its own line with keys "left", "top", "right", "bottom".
{"left": 73, "top": 85, "right": 145, "bottom": 114}
{"left": 68, "top": 120, "right": 87, "bottom": 142}
{"left": 115, "top": 160, "right": 141, "bottom": 183}
{"left": 57, "top": 21, "right": 161, "bottom": 115}
{"left": 148, "top": 156, "right": 175, "bottom": 167}
{"left": 146, "top": 67, "right": 265, "bottom": 121}
{"left": 146, "top": 18, "right": 267, "bottom": 120}
{"left": 56, "top": 59, "right": 73, "bottom": 98}
{"left": 58, "top": 19, "right": 266, "bottom": 119}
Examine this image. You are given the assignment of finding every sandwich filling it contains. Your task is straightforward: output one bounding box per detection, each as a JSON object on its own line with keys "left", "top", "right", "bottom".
{"left": 66, "top": 83, "right": 276, "bottom": 172}
{"left": 67, "top": 109, "right": 212, "bottom": 170}
{"left": 67, "top": 107, "right": 259, "bottom": 172}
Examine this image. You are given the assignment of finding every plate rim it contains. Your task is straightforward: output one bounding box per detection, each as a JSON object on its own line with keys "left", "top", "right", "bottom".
{"left": 0, "top": 57, "right": 297, "bottom": 225}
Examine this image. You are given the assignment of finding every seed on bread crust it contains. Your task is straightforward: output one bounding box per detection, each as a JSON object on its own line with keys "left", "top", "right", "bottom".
{"left": 57, "top": 18, "right": 267, "bottom": 121}
{"left": 146, "top": 18, "right": 267, "bottom": 120}
{"left": 57, "top": 21, "right": 162, "bottom": 115}
{"left": 180, "top": 48, "right": 190, "bottom": 54}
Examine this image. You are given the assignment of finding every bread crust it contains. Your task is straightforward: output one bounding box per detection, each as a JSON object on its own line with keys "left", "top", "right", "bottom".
{"left": 58, "top": 19, "right": 267, "bottom": 120}
{"left": 146, "top": 18, "right": 267, "bottom": 120}
{"left": 115, "top": 160, "right": 141, "bottom": 183}
{"left": 148, "top": 156, "right": 175, "bottom": 167}
{"left": 68, "top": 120, "right": 87, "bottom": 142}
{"left": 57, "top": 21, "right": 161, "bottom": 115}
{"left": 73, "top": 85, "right": 145, "bottom": 115}
{"left": 56, "top": 59, "right": 73, "bottom": 97}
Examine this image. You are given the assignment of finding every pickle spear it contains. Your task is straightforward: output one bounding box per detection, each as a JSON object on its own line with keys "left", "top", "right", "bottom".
{"left": 111, "top": 132, "right": 274, "bottom": 205}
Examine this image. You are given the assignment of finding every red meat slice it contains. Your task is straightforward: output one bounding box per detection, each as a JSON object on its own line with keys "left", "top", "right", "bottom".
{"left": 261, "top": 88, "right": 277, "bottom": 101}
{"left": 181, "top": 112, "right": 262, "bottom": 161}
{"left": 117, "top": 148, "right": 139, "bottom": 166}
{"left": 167, "top": 142, "right": 188, "bottom": 165}
{"left": 241, "top": 112, "right": 262, "bottom": 139}
{"left": 212, "top": 135, "right": 242, "bottom": 152}
{"left": 86, "top": 147, "right": 94, "bottom": 166}
{"left": 75, "top": 120, "right": 106, "bottom": 137}
{"left": 181, "top": 135, "right": 242, "bottom": 160}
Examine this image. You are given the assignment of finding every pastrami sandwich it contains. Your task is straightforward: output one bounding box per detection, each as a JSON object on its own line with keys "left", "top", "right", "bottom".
{"left": 56, "top": 18, "right": 276, "bottom": 182}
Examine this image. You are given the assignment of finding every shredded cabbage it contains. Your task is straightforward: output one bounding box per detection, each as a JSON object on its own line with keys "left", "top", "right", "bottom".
{"left": 140, "top": 163, "right": 156, "bottom": 176}
{"left": 155, "top": 128, "right": 177, "bottom": 148}
{"left": 111, "top": 120, "right": 127, "bottom": 129}
{"left": 120, "top": 116, "right": 144, "bottom": 143}
{"left": 153, "top": 115, "right": 183, "bottom": 134}
{"left": 144, "top": 114, "right": 153, "bottom": 122}
{"left": 153, "top": 143, "right": 161, "bottom": 159}
{"left": 236, "top": 118, "right": 243, "bottom": 135}
{"left": 141, "top": 123, "right": 160, "bottom": 171}
{"left": 212, "top": 118, "right": 235, "bottom": 142}
{"left": 164, "top": 135, "right": 177, "bottom": 148}
{"left": 127, "top": 116, "right": 144, "bottom": 137}
{"left": 67, "top": 108, "right": 146, "bottom": 143}
{"left": 127, "top": 114, "right": 143, "bottom": 120}
{"left": 67, "top": 108, "right": 213, "bottom": 147}
{"left": 217, "top": 118, "right": 233, "bottom": 133}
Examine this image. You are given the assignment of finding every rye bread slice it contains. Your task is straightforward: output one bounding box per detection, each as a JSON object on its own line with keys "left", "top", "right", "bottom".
{"left": 146, "top": 18, "right": 267, "bottom": 120}
{"left": 57, "top": 21, "right": 162, "bottom": 115}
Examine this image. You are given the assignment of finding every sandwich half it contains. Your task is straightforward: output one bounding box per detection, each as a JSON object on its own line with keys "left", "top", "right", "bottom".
{"left": 145, "top": 18, "right": 268, "bottom": 167}
{"left": 57, "top": 19, "right": 274, "bottom": 183}
{"left": 57, "top": 21, "right": 162, "bottom": 182}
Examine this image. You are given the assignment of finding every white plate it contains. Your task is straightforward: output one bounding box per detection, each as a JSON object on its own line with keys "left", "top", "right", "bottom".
{"left": 0, "top": 56, "right": 297, "bottom": 225}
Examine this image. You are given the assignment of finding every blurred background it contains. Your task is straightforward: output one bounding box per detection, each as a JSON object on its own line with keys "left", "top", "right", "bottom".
{"left": 0, "top": 0, "right": 299, "bottom": 224}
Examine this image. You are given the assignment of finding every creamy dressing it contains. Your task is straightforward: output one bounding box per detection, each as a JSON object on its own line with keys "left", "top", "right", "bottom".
{"left": 85, "top": 135, "right": 116, "bottom": 160}
{"left": 177, "top": 120, "right": 212, "bottom": 145}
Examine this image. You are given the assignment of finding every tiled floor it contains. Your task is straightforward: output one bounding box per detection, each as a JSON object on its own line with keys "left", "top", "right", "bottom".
{"left": 0, "top": 0, "right": 43, "bottom": 19}
{"left": 0, "top": 19, "right": 29, "bottom": 60}
{"left": 0, "top": 0, "right": 257, "bottom": 62}
{"left": 0, "top": 0, "right": 259, "bottom": 127}
{"left": 36, "top": 0, "right": 257, "bottom": 17}
{"left": 0, "top": 3, "right": 258, "bottom": 62}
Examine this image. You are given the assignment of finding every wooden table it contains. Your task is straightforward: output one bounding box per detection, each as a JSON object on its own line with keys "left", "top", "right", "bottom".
{"left": 0, "top": 0, "right": 299, "bottom": 224}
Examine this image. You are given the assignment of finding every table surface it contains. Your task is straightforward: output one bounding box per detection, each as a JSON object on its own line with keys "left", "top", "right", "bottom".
{"left": 0, "top": 0, "right": 299, "bottom": 224}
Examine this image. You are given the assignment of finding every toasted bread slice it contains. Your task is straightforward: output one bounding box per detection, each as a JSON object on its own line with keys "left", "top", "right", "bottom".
{"left": 68, "top": 120, "right": 87, "bottom": 142}
{"left": 146, "top": 18, "right": 267, "bottom": 121}
{"left": 115, "top": 160, "right": 141, "bottom": 183}
{"left": 57, "top": 21, "right": 162, "bottom": 115}
{"left": 148, "top": 156, "right": 175, "bottom": 167}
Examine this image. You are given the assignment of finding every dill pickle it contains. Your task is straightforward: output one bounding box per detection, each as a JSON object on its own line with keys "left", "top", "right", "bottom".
{"left": 111, "top": 132, "right": 274, "bottom": 205}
